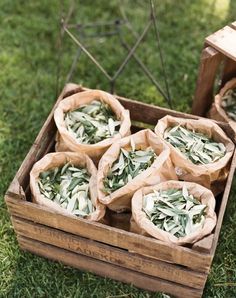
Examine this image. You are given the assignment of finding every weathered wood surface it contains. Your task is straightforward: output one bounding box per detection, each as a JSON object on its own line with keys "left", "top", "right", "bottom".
{"left": 211, "top": 150, "right": 236, "bottom": 254}
{"left": 18, "top": 235, "right": 203, "bottom": 298}
{"left": 12, "top": 216, "right": 207, "bottom": 289}
{"left": 192, "top": 47, "right": 222, "bottom": 116}
{"left": 205, "top": 26, "right": 236, "bottom": 62}
{"left": 6, "top": 195, "right": 212, "bottom": 272}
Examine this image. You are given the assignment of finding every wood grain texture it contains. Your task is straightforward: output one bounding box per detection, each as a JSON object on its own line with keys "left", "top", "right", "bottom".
{"left": 205, "top": 26, "right": 236, "bottom": 62}
{"left": 192, "top": 46, "right": 222, "bottom": 116}
{"left": 12, "top": 216, "right": 207, "bottom": 289}
{"left": 5, "top": 195, "right": 211, "bottom": 272}
{"left": 18, "top": 235, "right": 203, "bottom": 298}
{"left": 211, "top": 150, "right": 236, "bottom": 254}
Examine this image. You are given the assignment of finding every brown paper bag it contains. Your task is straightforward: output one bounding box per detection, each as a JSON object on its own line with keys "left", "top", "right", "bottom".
{"left": 155, "top": 115, "right": 234, "bottom": 192}
{"left": 131, "top": 180, "right": 217, "bottom": 245}
{"left": 208, "top": 77, "right": 236, "bottom": 132}
{"left": 54, "top": 89, "right": 131, "bottom": 161}
{"left": 97, "top": 129, "right": 177, "bottom": 212}
{"left": 30, "top": 152, "right": 105, "bottom": 221}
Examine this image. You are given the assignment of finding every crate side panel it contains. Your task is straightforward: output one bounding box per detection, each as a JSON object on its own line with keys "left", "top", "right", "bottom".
{"left": 211, "top": 150, "right": 236, "bottom": 254}
{"left": 5, "top": 196, "right": 211, "bottom": 272}
{"left": 18, "top": 236, "right": 203, "bottom": 298}
{"left": 11, "top": 216, "right": 207, "bottom": 289}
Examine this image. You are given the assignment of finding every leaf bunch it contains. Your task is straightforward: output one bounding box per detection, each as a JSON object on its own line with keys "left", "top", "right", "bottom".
{"left": 38, "top": 162, "right": 94, "bottom": 217}
{"left": 143, "top": 186, "right": 206, "bottom": 237}
{"left": 103, "top": 140, "right": 157, "bottom": 194}
{"left": 65, "top": 100, "right": 120, "bottom": 144}
{"left": 164, "top": 125, "right": 226, "bottom": 164}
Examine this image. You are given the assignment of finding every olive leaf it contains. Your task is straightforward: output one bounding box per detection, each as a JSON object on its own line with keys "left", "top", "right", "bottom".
{"left": 164, "top": 125, "right": 226, "bottom": 165}
{"left": 38, "top": 162, "right": 94, "bottom": 217}
{"left": 65, "top": 100, "right": 121, "bottom": 144}
{"left": 142, "top": 187, "right": 206, "bottom": 238}
{"left": 221, "top": 87, "right": 236, "bottom": 121}
{"left": 103, "top": 143, "right": 157, "bottom": 194}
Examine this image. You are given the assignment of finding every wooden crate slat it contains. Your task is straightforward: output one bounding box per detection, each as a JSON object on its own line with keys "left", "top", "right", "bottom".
{"left": 205, "top": 26, "right": 236, "bottom": 62}
{"left": 117, "top": 96, "right": 200, "bottom": 123}
{"left": 5, "top": 196, "right": 212, "bottom": 272}
{"left": 11, "top": 216, "right": 207, "bottom": 289}
{"left": 18, "top": 235, "right": 203, "bottom": 298}
{"left": 211, "top": 150, "right": 236, "bottom": 254}
{"left": 192, "top": 46, "right": 222, "bottom": 116}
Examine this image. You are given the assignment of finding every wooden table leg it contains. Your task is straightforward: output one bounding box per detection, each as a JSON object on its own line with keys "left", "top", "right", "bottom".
{"left": 192, "top": 46, "right": 222, "bottom": 116}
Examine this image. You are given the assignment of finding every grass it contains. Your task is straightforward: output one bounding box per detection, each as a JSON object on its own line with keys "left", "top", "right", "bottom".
{"left": 0, "top": 0, "right": 236, "bottom": 297}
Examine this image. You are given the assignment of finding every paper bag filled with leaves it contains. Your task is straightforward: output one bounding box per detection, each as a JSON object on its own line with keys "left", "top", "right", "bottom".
{"left": 131, "top": 180, "right": 216, "bottom": 245}
{"left": 97, "top": 129, "right": 177, "bottom": 212}
{"left": 155, "top": 115, "right": 234, "bottom": 193}
{"left": 54, "top": 89, "right": 131, "bottom": 161}
{"left": 30, "top": 152, "right": 105, "bottom": 221}
{"left": 208, "top": 77, "right": 236, "bottom": 132}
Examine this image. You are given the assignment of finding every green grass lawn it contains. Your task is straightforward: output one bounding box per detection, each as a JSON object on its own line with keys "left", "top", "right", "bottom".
{"left": 0, "top": 0, "right": 236, "bottom": 297}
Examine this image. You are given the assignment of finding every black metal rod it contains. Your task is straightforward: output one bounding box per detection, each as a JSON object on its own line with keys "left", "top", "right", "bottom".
{"left": 150, "top": 0, "right": 172, "bottom": 108}
{"left": 111, "top": 19, "right": 152, "bottom": 81}
{"left": 120, "top": 36, "right": 170, "bottom": 103}
{"left": 66, "top": 48, "right": 82, "bottom": 83}
{"left": 64, "top": 25, "right": 112, "bottom": 81}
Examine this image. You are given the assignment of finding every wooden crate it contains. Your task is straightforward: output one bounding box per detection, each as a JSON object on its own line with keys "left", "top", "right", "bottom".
{"left": 192, "top": 21, "right": 236, "bottom": 124}
{"left": 5, "top": 83, "right": 236, "bottom": 298}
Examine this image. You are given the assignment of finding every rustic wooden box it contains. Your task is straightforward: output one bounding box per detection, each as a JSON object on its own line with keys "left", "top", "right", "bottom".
{"left": 5, "top": 83, "right": 236, "bottom": 298}
{"left": 192, "top": 21, "right": 236, "bottom": 123}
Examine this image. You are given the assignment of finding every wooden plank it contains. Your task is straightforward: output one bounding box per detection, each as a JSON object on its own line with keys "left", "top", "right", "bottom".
{"left": 18, "top": 236, "right": 203, "bottom": 298}
{"left": 12, "top": 216, "right": 207, "bottom": 289}
{"left": 205, "top": 26, "right": 236, "bottom": 62}
{"left": 211, "top": 150, "right": 236, "bottom": 255}
{"left": 192, "top": 46, "right": 222, "bottom": 116}
{"left": 117, "top": 95, "right": 200, "bottom": 123}
{"left": 5, "top": 196, "right": 212, "bottom": 272}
